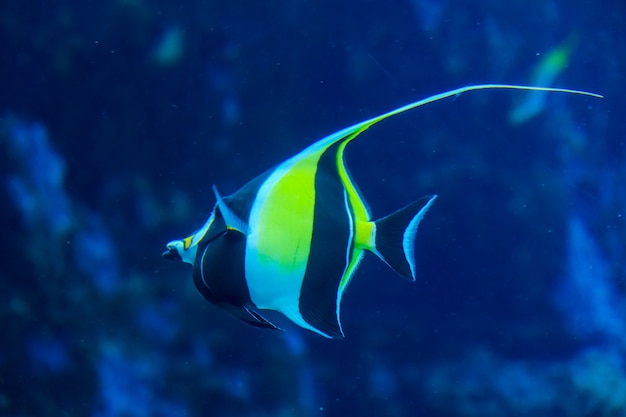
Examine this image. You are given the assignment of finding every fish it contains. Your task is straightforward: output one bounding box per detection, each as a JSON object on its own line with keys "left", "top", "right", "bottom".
{"left": 509, "top": 37, "right": 578, "bottom": 124}
{"left": 163, "top": 84, "right": 602, "bottom": 339}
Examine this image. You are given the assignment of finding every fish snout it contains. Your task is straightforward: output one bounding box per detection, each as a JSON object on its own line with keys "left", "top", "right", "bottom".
{"left": 162, "top": 244, "right": 182, "bottom": 261}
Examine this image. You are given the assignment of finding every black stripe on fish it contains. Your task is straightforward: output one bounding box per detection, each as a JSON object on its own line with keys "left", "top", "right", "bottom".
{"left": 299, "top": 141, "right": 353, "bottom": 339}
{"left": 221, "top": 168, "right": 275, "bottom": 226}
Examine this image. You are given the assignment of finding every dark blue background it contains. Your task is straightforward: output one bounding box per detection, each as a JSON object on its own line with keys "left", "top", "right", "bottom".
{"left": 1, "top": 1, "right": 624, "bottom": 416}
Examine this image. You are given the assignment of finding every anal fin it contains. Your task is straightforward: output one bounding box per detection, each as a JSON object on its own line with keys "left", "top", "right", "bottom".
{"left": 221, "top": 304, "right": 283, "bottom": 331}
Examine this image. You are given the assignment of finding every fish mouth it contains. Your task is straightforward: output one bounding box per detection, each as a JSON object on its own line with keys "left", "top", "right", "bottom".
{"left": 162, "top": 247, "right": 182, "bottom": 261}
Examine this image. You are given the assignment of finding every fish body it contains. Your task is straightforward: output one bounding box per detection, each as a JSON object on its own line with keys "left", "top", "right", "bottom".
{"left": 163, "top": 84, "right": 601, "bottom": 338}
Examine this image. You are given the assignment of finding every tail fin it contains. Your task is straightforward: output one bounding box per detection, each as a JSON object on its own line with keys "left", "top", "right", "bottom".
{"left": 373, "top": 195, "right": 437, "bottom": 280}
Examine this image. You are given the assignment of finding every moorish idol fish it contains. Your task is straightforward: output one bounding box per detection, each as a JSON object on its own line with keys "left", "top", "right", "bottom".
{"left": 163, "top": 84, "right": 601, "bottom": 339}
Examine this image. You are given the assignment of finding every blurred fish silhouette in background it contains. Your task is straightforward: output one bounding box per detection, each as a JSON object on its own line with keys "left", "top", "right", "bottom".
{"left": 509, "top": 37, "right": 576, "bottom": 125}
{"left": 163, "top": 84, "right": 601, "bottom": 338}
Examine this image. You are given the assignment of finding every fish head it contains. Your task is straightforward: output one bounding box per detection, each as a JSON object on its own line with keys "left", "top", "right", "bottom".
{"left": 163, "top": 207, "right": 225, "bottom": 265}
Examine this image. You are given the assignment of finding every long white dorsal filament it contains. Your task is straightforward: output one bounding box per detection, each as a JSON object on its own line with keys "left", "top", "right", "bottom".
{"left": 370, "top": 84, "right": 603, "bottom": 125}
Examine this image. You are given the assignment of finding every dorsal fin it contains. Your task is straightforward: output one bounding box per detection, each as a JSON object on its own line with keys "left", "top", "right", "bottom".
{"left": 298, "top": 84, "right": 602, "bottom": 158}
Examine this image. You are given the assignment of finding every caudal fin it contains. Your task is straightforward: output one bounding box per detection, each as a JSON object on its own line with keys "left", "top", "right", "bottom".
{"left": 373, "top": 195, "right": 437, "bottom": 280}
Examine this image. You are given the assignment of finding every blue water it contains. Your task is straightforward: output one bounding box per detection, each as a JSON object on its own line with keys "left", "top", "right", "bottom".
{"left": 0, "top": 1, "right": 623, "bottom": 416}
